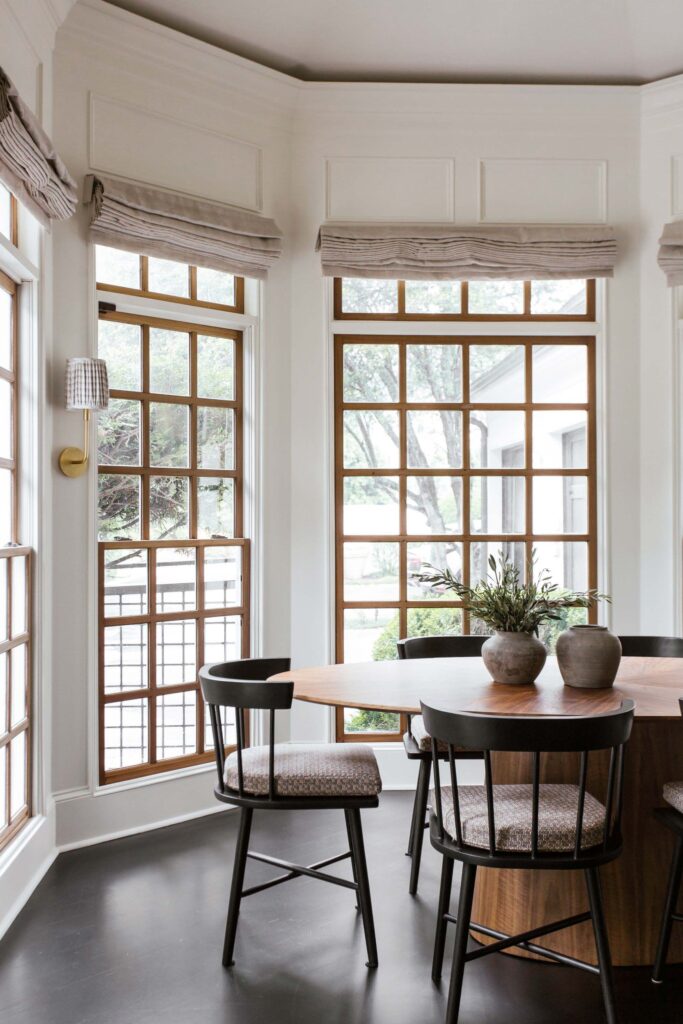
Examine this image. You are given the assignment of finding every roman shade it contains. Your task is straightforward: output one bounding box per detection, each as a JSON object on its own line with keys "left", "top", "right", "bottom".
{"left": 657, "top": 222, "right": 683, "bottom": 286}
{"left": 316, "top": 223, "right": 617, "bottom": 280}
{"left": 0, "top": 67, "right": 77, "bottom": 225}
{"left": 85, "top": 174, "right": 282, "bottom": 279}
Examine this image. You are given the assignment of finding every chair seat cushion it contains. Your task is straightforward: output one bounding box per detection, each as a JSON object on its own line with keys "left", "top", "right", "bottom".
{"left": 409, "top": 715, "right": 449, "bottom": 753}
{"left": 431, "top": 783, "right": 607, "bottom": 853}
{"left": 224, "top": 743, "right": 382, "bottom": 798}
{"left": 663, "top": 781, "right": 683, "bottom": 814}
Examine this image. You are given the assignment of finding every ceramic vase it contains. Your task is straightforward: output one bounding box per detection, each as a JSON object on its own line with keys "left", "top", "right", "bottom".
{"left": 556, "top": 624, "right": 622, "bottom": 689}
{"left": 481, "top": 631, "right": 547, "bottom": 685}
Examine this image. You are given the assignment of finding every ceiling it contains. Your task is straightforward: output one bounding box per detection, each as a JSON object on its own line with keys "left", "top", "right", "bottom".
{"left": 102, "top": 0, "right": 683, "bottom": 86}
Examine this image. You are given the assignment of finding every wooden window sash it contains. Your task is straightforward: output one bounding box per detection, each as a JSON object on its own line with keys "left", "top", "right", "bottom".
{"left": 334, "top": 332, "right": 598, "bottom": 743}
{"left": 333, "top": 278, "right": 596, "bottom": 322}
{"left": 97, "top": 304, "right": 249, "bottom": 785}
{"left": 0, "top": 263, "right": 32, "bottom": 851}
{"left": 96, "top": 251, "right": 245, "bottom": 314}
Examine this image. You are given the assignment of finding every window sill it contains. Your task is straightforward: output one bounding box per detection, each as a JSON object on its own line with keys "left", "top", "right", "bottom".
{"left": 93, "top": 760, "right": 216, "bottom": 798}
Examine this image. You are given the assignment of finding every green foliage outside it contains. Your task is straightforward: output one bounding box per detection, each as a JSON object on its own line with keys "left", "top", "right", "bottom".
{"left": 412, "top": 552, "right": 607, "bottom": 635}
{"left": 344, "top": 606, "right": 464, "bottom": 734}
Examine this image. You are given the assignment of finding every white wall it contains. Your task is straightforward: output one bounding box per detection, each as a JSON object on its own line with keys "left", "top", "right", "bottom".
{"left": 3, "top": 0, "right": 680, "bottom": 931}
{"left": 639, "top": 77, "right": 683, "bottom": 633}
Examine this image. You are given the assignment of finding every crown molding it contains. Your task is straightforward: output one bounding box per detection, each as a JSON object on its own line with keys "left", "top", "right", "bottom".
{"left": 41, "top": 0, "right": 78, "bottom": 29}
{"left": 640, "top": 71, "right": 683, "bottom": 121}
{"left": 59, "top": 0, "right": 301, "bottom": 120}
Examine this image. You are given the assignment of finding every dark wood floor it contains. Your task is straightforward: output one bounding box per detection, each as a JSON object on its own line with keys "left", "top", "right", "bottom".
{"left": 0, "top": 792, "right": 680, "bottom": 1024}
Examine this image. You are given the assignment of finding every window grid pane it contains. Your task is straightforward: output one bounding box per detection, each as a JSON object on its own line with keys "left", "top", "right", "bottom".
{"left": 95, "top": 246, "right": 244, "bottom": 312}
{"left": 97, "top": 299, "right": 248, "bottom": 784}
{"left": 335, "top": 277, "right": 592, "bottom": 321}
{"left": 335, "top": 328, "right": 596, "bottom": 739}
{"left": 1, "top": 257, "right": 32, "bottom": 851}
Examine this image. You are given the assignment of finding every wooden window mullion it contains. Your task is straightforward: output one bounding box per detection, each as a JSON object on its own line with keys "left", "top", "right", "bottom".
{"left": 148, "top": 547, "right": 157, "bottom": 766}
{"left": 524, "top": 341, "right": 534, "bottom": 582}
{"left": 397, "top": 280, "right": 406, "bottom": 315}
{"left": 461, "top": 339, "right": 471, "bottom": 634}
{"left": 234, "top": 334, "right": 244, "bottom": 538}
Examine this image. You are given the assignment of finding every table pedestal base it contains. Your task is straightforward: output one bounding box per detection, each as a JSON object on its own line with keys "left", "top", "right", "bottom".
{"left": 471, "top": 721, "right": 683, "bottom": 967}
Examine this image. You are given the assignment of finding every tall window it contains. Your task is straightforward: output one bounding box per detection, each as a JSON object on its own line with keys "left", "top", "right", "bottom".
{"left": 96, "top": 247, "right": 249, "bottom": 785}
{"left": 334, "top": 278, "right": 597, "bottom": 742}
{"left": 0, "top": 186, "right": 32, "bottom": 849}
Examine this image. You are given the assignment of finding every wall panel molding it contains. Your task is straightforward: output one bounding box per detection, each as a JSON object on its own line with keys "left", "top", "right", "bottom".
{"left": 478, "top": 158, "right": 607, "bottom": 223}
{"left": 89, "top": 93, "right": 263, "bottom": 211}
{"left": 325, "top": 157, "right": 455, "bottom": 222}
{"left": 671, "top": 155, "right": 683, "bottom": 218}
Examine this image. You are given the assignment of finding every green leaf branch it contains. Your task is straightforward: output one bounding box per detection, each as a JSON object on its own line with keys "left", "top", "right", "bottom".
{"left": 411, "top": 551, "right": 609, "bottom": 635}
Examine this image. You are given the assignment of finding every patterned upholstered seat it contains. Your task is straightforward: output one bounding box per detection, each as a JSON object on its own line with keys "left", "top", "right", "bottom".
{"left": 224, "top": 743, "right": 382, "bottom": 799}
{"left": 432, "top": 783, "right": 607, "bottom": 853}
{"left": 409, "top": 715, "right": 448, "bottom": 752}
{"left": 663, "top": 781, "right": 683, "bottom": 814}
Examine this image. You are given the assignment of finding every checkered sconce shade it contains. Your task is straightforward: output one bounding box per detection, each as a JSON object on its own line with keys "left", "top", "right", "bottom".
{"left": 65, "top": 357, "right": 109, "bottom": 411}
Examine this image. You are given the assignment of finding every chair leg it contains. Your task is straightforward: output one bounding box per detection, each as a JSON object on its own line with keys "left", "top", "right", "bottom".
{"left": 585, "top": 867, "right": 618, "bottom": 1024}
{"left": 344, "top": 808, "right": 360, "bottom": 911}
{"left": 409, "top": 758, "right": 432, "bottom": 895}
{"left": 222, "top": 806, "right": 253, "bottom": 967}
{"left": 347, "top": 807, "right": 378, "bottom": 968}
{"left": 406, "top": 780, "right": 419, "bottom": 856}
{"left": 652, "top": 833, "right": 683, "bottom": 984}
{"left": 445, "top": 862, "right": 477, "bottom": 1024}
{"left": 432, "top": 855, "right": 454, "bottom": 983}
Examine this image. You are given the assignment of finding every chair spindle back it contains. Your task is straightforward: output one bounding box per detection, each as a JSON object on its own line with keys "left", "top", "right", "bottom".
{"left": 422, "top": 699, "right": 634, "bottom": 860}
{"left": 199, "top": 658, "right": 292, "bottom": 799}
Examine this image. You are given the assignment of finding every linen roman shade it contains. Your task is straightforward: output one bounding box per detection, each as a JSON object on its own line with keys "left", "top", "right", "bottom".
{"left": 0, "top": 67, "right": 77, "bottom": 225}
{"left": 85, "top": 174, "right": 282, "bottom": 279}
{"left": 657, "top": 222, "right": 683, "bottom": 286}
{"left": 316, "top": 223, "right": 617, "bottom": 280}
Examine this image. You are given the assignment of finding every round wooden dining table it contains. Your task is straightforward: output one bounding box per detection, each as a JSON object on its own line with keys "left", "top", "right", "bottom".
{"left": 270, "top": 655, "right": 683, "bottom": 967}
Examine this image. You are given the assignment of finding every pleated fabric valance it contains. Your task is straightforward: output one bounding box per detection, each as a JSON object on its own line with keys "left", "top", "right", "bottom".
{"left": 0, "top": 67, "right": 77, "bottom": 226}
{"left": 657, "top": 222, "right": 683, "bottom": 286}
{"left": 85, "top": 175, "right": 283, "bottom": 279}
{"left": 316, "top": 223, "right": 617, "bottom": 281}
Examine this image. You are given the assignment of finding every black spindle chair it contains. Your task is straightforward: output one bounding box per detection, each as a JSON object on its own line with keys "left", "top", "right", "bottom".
{"left": 618, "top": 635, "right": 683, "bottom": 658}
{"left": 397, "top": 634, "right": 485, "bottom": 894}
{"left": 199, "top": 658, "right": 381, "bottom": 969}
{"left": 422, "top": 698, "right": 634, "bottom": 1024}
{"left": 652, "top": 697, "right": 683, "bottom": 983}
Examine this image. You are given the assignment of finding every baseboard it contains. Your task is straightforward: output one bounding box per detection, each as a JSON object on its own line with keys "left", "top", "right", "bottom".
{"left": 0, "top": 817, "right": 57, "bottom": 941}
{"left": 57, "top": 802, "right": 233, "bottom": 854}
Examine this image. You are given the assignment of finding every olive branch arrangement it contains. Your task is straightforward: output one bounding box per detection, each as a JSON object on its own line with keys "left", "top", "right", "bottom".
{"left": 411, "top": 551, "right": 609, "bottom": 634}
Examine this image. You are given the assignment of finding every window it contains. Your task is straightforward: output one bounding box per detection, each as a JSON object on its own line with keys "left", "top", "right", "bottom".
{"left": 334, "top": 280, "right": 597, "bottom": 743}
{"left": 335, "top": 278, "right": 595, "bottom": 321}
{"left": 96, "top": 246, "right": 249, "bottom": 784}
{"left": 0, "top": 262, "right": 32, "bottom": 848}
{"left": 96, "top": 246, "right": 244, "bottom": 313}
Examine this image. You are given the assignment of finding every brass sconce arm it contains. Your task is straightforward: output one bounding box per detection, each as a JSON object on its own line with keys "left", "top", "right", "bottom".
{"left": 58, "top": 408, "right": 92, "bottom": 478}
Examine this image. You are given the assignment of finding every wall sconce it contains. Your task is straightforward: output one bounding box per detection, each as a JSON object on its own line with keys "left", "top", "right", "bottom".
{"left": 59, "top": 357, "right": 109, "bottom": 477}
